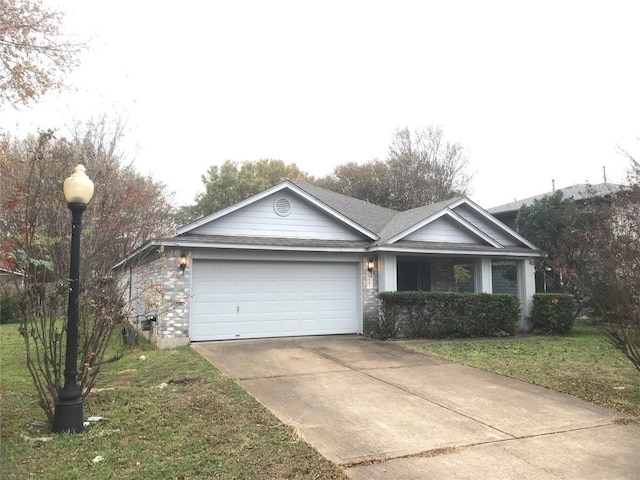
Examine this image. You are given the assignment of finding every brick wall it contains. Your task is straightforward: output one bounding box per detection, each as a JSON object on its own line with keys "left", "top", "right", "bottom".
{"left": 362, "top": 258, "right": 379, "bottom": 336}
{"left": 120, "top": 247, "right": 190, "bottom": 349}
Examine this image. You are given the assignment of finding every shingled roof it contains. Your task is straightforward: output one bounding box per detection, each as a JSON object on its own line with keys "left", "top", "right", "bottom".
{"left": 293, "top": 182, "right": 473, "bottom": 243}
{"left": 293, "top": 182, "right": 397, "bottom": 234}
{"left": 116, "top": 180, "right": 540, "bottom": 270}
{"left": 488, "top": 182, "right": 624, "bottom": 214}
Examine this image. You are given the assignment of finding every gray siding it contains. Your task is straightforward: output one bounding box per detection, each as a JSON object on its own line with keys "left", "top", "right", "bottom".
{"left": 405, "top": 217, "right": 482, "bottom": 244}
{"left": 452, "top": 204, "right": 522, "bottom": 247}
{"left": 190, "top": 192, "right": 364, "bottom": 241}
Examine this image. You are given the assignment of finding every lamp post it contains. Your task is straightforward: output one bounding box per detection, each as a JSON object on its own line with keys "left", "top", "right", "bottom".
{"left": 52, "top": 165, "right": 94, "bottom": 434}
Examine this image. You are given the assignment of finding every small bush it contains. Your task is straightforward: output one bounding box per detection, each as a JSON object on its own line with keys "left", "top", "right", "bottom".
{"left": 377, "top": 292, "right": 520, "bottom": 339}
{"left": 0, "top": 292, "right": 21, "bottom": 324}
{"left": 531, "top": 293, "right": 575, "bottom": 334}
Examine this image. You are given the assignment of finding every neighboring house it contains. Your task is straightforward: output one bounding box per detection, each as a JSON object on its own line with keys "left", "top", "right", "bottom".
{"left": 115, "top": 181, "right": 541, "bottom": 348}
{"left": 488, "top": 182, "right": 624, "bottom": 230}
{"left": 489, "top": 182, "right": 626, "bottom": 293}
{"left": 0, "top": 267, "right": 24, "bottom": 291}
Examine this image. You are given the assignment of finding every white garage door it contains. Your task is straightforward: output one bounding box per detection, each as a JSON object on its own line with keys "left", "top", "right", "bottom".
{"left": 190, "top": 260, "right": 359, "bottom": 341}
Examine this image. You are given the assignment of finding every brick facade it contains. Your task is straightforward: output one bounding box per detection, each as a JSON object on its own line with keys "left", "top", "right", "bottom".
{"left": 120, "top": 247, "right": 190, "bottom": 349}
{"left": 362, "top": 258, "right": 379, "bottom": 336}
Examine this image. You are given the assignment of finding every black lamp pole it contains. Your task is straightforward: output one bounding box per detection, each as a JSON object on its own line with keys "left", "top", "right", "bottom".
{"left": 52, "top": 203, "right": 87, "bottom": 433}
{"left": 53, "top": 165, "right": 93, "bottom": 434}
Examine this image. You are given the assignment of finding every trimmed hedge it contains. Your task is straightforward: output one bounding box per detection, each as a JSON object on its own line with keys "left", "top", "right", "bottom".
{"left": 0, "top": 292, "right": 21, "bottom": 324}
{"left": 377, "top": 291, "right": 520, "bottom": 339}
{"left": 531, "top": 293, "right": 575, "bottom": 334}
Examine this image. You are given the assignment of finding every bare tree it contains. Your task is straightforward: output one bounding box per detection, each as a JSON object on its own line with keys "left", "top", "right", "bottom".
{"left": 317, "top": 126, "right": 472, "bottom": 210}
{"left": 386, "top": 126, "right": 472, "bottom": 210}
{"left": 0, "top": 0, "right": 82, "bottom": 108}
{"left": 0, "top": 118, "right": 175, "bottom": 424}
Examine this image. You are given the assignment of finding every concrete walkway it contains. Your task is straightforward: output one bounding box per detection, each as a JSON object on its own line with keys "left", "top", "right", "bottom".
{"left": 192, "top": 335, "right": 640, "bottom": 479}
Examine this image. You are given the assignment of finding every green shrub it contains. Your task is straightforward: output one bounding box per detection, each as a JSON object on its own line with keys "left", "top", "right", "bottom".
{"left": 0, "top": 291, "right": 21, "bottom": 324}
{"left": 377, "top": 292, "right": 520, "bottom": 339}
{"left": 376, "top": 300, "right": 400, "bottom": 339}
{"left": 531, "top": 293, "right": 575, "bottom": 334}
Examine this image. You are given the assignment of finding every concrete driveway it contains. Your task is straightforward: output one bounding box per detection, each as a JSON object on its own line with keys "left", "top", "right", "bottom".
{"left": 192, "top": 335, "right": 640, "bottom": 479}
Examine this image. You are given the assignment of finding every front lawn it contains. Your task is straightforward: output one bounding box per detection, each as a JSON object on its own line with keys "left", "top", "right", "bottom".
{"left": 405, "top": 325, "right": 640, "bottom": 417}
{"left": 0, "top": 324, "right": 347, "bottom": 479}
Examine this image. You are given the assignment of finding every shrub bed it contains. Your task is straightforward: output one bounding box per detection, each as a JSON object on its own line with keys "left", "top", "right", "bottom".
{"left": 377, "top": 291, "right": 520, "bottom": 339}
{"left": 0, "top": 291, "right": 21, "bottom": 324}
{"left": 531, "top": 293, "right": 575, "bottom": 334}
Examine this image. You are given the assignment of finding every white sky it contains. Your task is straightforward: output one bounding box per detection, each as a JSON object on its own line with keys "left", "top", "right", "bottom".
{"left": 3, "top": 0, "right": 639, "bottom": 209}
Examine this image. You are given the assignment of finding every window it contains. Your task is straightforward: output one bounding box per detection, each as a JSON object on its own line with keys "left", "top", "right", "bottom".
{"left": 397, "top": 259, "right": 431, "bottom": 291}
{"left": 453, "top": 263, "right": 475, "bottom": 293}
{"left": 492, "top": 260, "right": 518, "bottom": 294}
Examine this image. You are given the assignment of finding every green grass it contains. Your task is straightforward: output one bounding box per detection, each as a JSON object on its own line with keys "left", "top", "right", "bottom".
{"left": 0, "top": 324, "right": 347, "bottom": 479}
{"left": 406, "top": 325, "right": 640, "bottom": 417}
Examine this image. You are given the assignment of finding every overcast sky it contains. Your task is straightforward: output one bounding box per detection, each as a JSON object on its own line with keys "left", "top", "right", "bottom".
{"left": 3, "top": 0, "right": 639, "bottom": 209}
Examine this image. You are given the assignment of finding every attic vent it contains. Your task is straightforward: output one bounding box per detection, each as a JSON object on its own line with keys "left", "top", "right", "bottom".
{"left": 274, "top": 197, "right": 292, "bottom": 217}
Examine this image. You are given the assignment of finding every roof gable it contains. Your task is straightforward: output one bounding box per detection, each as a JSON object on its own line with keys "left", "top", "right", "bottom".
{"left": 404, "top": 216, "right": 493, "bottom": 245}
{"left": 171, "top": 182, "right": 539, "bottom": 255}
{"left": 176, "top": 181, "right": 378, "bottom": 240}
{"left": 117, "top": 184, "right": 542, "bottom": 269}
{"left": 376, "top": 197, "right": 462, "bottom": 242}
{"left": 449, "top": 198, "right": 538, "bottom": 250}
{"left": 380, "top": 197, "right": 538, "bottom": 251}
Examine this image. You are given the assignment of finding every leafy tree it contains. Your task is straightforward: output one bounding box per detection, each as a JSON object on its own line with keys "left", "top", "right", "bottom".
{"left": 314, "top": 160, "right": 392, "bottom": 207}
{"left": 317, "top": 126, "right": 472, "bottom": 210}
{"left": 181, "top": 159, "right": 309, "bottom": 222}
{"left": 0, "top": 0, "right": 82, "bottom": 108}
{"left": 516, "top": 190, "right": 568, "bottom": 292}
{"left": 0, "top": 117, "right": 175, "bottom": 424}
{"left": 557, "top": 157, "right": 640, "bottom": 373}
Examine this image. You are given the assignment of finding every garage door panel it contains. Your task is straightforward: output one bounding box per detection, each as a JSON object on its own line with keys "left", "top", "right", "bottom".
{"left": 214, "top": 300, "right": 237, "bottom": 314}
{"left": 191, "top": 260, "right": 359, "bottom": 341}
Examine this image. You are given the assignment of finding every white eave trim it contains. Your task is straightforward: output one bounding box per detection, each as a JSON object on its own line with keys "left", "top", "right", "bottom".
{"left": 112, "top": 239, "right": 371, "bottom": 269}
{"left": 175, "top": 181, "right": 378, "bottom": 240}
{"left": 450, "top": 197, "right": 540, "bottom": 250}
{"left": 373, "top": 245, "right": 541, "bottom": 258}
{"left": 169, "top": 241, "right": 368, "bottom": 253}
{"left": 385, "top": 206, "right": 503, "bottom": 248}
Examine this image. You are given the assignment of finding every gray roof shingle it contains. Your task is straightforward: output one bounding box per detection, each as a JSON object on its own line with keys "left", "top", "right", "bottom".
{"left": 117, "top": 182, "right": 541, "bottom": 270}
{"left": 293, "top": 182, "right": 468, "bottom": 242}
{"left": 293, "top": 182, "right": 398, "bottom": 235}
{"left": 488, "top": 182, "right": 624, "bottom": 214}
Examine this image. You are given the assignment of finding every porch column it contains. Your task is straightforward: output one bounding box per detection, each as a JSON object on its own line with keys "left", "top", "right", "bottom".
{"left": 378, "top": 254, "right": 397, "bottom": 292}
{"left": 476, "top": 258, "right": 492, "bottom": 293}
{"left": 517, "top": 258, "right": 536, "bottom": 330}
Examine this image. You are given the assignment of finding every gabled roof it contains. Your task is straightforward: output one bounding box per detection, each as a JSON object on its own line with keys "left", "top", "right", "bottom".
{"left": 293, "top": 182, "right": 397, "bottom": 234}
{"left": 116, "top": 180, "right": 540, "bottom": 269}
{"left": 488, "top": 182, "right": 625, "bottom": 214}
{"left": 176, "top": 181, "right": 380, "bottom": 240}
{"left": 376, "top": 197, "right": 463, "bottom": 242}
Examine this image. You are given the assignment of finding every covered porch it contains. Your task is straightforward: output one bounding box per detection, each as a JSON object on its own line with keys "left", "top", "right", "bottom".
{"left": 374, "top": 253, "right": 536, "bottom": 330}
